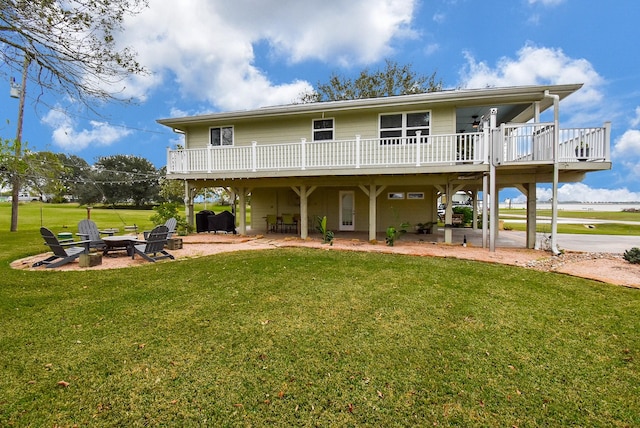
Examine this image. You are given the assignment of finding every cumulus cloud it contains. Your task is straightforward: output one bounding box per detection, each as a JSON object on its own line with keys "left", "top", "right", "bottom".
{"left": 116, "top": 0, "right": 418, "bottom": 111}
{"left": 459, "top": 44, "right": 604, "bottom": 107}
{"left": 631, "top": 106, "right": 640, "bottom": 128}
{"left": 613, "top": 129, "right": 640, "bottom": 159}
{"left": 528, "top": 0, "right": 565, "bottom": 5}
{"left": 458, "top": 43, "right": 636, "bottom": 202}
{"left": 41, "top": 108, "right": 132, "bottom": 151}
{"left": 513, "top": 183, "right": 640, "bottom": 203}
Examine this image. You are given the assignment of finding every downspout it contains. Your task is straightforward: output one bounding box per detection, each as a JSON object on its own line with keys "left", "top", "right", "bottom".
{"left": 489, "top": 109, "right": 497, "bottom": 252}
{"left": 544, "top": 90, "right": 561, "bottom": 255}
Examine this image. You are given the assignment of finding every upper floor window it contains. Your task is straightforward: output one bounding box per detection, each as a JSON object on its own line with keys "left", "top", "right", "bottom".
{"left": 379, "top": 111, "right": 430, "bottom": 143}
{"left": 210, "top": 126, "right": 234, "bottom": 146}
{"left": 313, "top": 118, "right": 334, "bottom": 141}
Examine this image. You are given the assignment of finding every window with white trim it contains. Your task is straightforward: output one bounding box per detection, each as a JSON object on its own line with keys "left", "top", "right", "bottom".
{"left": 210, "top": 126, "right": 234, "bottom": 146}
{"left": 379, "top": 111, "right": 430, "bottom": 144}
{"left": 313, "top": 118, "right": 334, "bottom": 141}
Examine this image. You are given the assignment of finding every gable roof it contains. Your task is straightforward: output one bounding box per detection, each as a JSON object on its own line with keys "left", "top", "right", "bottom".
{"left": 157, "top": 83, "right": 583, "bottom": 131}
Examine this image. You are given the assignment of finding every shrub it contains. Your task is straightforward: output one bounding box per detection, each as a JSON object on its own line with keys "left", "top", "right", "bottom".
{"left": 623, "top": 247, "right": 640, "bottom": 264}
{"left": 150, "top": 202, "right": 190, "bottom": 235}
{"left": 453, "top": 206, "right": 473, "bottom": 225}
{"left": 385, "top": 222, "right": 409, "bottom": 246}
{"left": 316, "top": 216, "right": 334, "bottom": 245}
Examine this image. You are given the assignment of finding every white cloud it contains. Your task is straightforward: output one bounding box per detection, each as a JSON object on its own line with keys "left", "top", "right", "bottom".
{"left": 528, "top": 0, "right": 565, "bottom": 5}
{"left": 432, "top": 13, "right": 446, "bottom": 23}
{"left": 424, "top": 43, "right": 440, "bottom": 56}
{"left": 514, "top": 183, "right": 640, "bottom": 203}
{"left": 631, "top": 107, "right": 640, "bottom": 128}
{"left": 459, "top": 44, "right": 605, "bottom": 107}
{"left": 41, "top": 108, "right": 132, "bottom": 151}
{"left": 116, "top": 0, "right": 418, "bottom": 111}
{"left": 613, "top": 129, "right": 640, "bottom": 159}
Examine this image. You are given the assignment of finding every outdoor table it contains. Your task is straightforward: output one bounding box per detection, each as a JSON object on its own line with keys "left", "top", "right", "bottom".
{"left": 102, "top": 235, "right": 138, "bottom": 257}
{"left": 99, "top": 228, "right": 118, "bottom": 236}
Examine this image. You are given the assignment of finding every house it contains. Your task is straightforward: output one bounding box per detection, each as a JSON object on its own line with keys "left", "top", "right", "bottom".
{"left": 157, "top": 84, "right": 611, "bottom": 250}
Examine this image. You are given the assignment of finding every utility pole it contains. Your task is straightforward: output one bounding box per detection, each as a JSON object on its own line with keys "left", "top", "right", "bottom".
{"left": 10, "top": 54, "right": 31, "bottom": 232}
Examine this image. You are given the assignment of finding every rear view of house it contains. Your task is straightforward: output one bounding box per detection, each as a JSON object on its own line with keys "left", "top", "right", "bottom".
{"left": 157, "top": 84, "right": 611, "bottom": 250}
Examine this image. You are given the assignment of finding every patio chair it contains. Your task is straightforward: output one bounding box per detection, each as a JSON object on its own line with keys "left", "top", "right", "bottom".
{"left": 266, "top": 214, "right": 278, "bottom": 232}
{"left": 165, "top": 217, "right": 177, "bottom": 238}
{"left": 33, "top": 227, "right": 90, "bottom": 268}
{"left": 132, "top": 225, "right": 175, "bottom": 262}
{"left": 280, "top": 213, "right": 296, "bottom": 233}
{"left": 76, "top": 219, "right": 107, "bottom": 250}
{"left": 143, "top": 217, "right": 177, "bottom": 240}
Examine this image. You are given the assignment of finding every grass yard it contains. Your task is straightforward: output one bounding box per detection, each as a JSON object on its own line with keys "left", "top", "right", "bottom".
{"left": 500, "top": 208, "right": 640, "bottom": 236}
{"left": 0, "top": 204, "right": 639, "bottom": 426}
{"left": 503, "top": 221, "right": 640, "bottom": 236}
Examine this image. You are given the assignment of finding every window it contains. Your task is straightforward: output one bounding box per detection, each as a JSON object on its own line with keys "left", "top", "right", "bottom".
{"left": 210, "top": 126, "right": 233, "bottom": 146}
{"left": 313, "top": 118, "right": 334, "bottom": 141}
{"left": 379, "top": 111, "right": 430, "bottom": 143}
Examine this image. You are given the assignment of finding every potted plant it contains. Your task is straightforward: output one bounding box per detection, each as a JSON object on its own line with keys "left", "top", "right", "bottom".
{"left": 575, "top": 141, "right": 589, "bottom": 161}
{"left": 414, "top": 221, "right": 436, "bottom": 234}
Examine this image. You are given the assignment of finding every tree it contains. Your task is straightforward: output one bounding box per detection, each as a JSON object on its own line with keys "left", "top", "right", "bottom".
{"left": 55, "top": 153, "right": 92, "bottom": 202}
{"left": 93, "top": 154, "right": 159, "bottom": 206}
{"left": 1, "top": 0, "right": 148, "bottom": 230}
{"left": 157, "top": 166, "right": 184, "bottom": 204}
{"left": 300, "top": 59, "right": 443, "bottom": 103}
{"left": 0, "top": 141, "right": 63, "bottom": 200}
{"left": 21, "top": 150, "right": 65, "bottom": 200}
{"left": 0, "top": 0, "right": 148, "bottom": 106}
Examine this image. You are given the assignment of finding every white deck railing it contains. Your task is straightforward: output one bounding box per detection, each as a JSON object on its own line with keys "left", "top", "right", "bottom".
{"left": 167, "top": 124, "right": 610, "bottom": 175}
{"left": 498, "top": 122, "right": 611, "bottom": 164}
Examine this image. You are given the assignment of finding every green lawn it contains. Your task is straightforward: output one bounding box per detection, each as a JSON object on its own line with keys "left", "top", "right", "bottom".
{"left": 500, "top": 208, "right": 640, "bottom": 235}
{"left": 0, "top": 204, "right": 639, "bottom": 426}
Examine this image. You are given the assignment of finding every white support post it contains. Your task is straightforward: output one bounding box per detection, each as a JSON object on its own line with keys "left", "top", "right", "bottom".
{"left": 444, "top": 182, "right": 453, "bottom": 244}
{"left": 207, "top": 144, "right": 213, "bottom": 173}
{"left": 184, "top": 181, "right": 195, "bottom": 230}
{"left": 355, "top": 135, "right": 361, "bottom": 168}
{"left": 527, "top": 183, "right": 537, "bottom": 249}
{"left": 368, "top": 184, "right": 377, "bottom": 242}
{"left": 482, "top": 174, "right": 488, "bottom": 248}
{"left": 237, "top": 188, "right": 247, "bottom": 235}
{"left": 604, "top": 121, "right": 611, "bottom": 161}
{"left": 489, "top": 108, "right": 498, "bottom": 252}
{"left": 301, "top": 138, "right": 306, "bottom": 170}
{"left": 295, "top": 185, "right": 316, "bottom": 239}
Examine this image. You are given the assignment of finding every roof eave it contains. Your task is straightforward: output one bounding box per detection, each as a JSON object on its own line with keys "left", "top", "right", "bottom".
{"left": 156, "top": 83, "right": 584, "bottom": 129}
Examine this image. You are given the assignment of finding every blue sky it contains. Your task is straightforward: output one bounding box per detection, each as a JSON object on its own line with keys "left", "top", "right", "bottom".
{"left": 3, "top": 0, "right": 640, "bottom": 202}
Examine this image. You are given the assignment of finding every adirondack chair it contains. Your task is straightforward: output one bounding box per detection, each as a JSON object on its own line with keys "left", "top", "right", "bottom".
{"left": 76, "top": 219, "right": 107, "bottom": 250}
{"left": 33, "top": 227, "right": 90, "bottom": 268}
{"left": 165, "top": 217, "right": 177, "bottom": 238}
{"left": 132, "top": 225, "right": 175, "bottom": 262}
{"left": 143, "top": 217, "right": 177, "bottom": 240}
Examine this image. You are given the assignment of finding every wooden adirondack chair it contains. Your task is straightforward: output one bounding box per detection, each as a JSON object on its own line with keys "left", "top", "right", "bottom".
{"left": 33, "top": 227, "right": 90, "bottom": 268}
{"left": 143, "top": 217, "right": 177, "bottom": 240}
{"left": 164, "top": 217, "right": 177, "bottom": 238}
{"left": 76, "top": 219, "right": 107, "bottom": 250}
{"left": 132, "top": 225, "right": 175, "bottom": 262}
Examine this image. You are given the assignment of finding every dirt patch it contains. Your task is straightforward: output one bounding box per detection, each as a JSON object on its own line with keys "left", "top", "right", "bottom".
{"left": 12, "top": 234, "right": 640, "bottom": 289}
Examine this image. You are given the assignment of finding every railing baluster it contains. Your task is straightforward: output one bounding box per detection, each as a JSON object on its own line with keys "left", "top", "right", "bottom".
{"left": 166, "top": 126, "right": 607, "bottom": 174}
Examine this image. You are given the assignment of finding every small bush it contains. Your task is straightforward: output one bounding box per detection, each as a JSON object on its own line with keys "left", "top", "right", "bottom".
{"left": 453, "top": 206, "right": 473, "bottom": 225}
{"left": 623, "top": 247, "right": 640, "bottom": 264}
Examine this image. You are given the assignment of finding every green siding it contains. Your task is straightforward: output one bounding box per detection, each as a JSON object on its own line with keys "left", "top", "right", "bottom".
{"left": 184, "top": 106, "right": 457, "bottom": 150}
{"left": 250, "top": 186, "right": 438, "bottom": 234}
